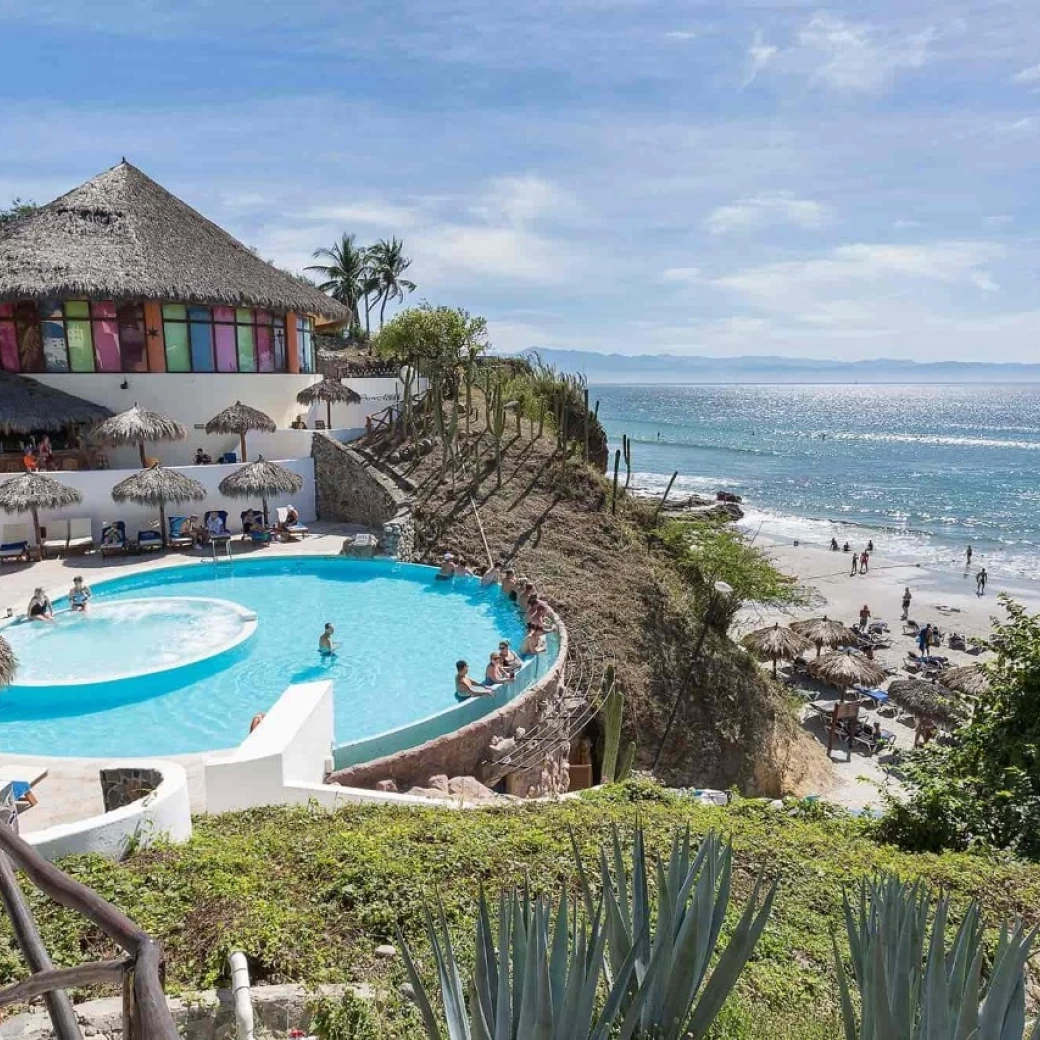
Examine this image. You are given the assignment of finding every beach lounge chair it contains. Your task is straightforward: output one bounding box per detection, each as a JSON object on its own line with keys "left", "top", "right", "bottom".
{"left": 137, "top": 529, "right": 164, "bottom": 552}
{"left": 276, "top": 506, "right": 309, "bottom": 538}
{"left": 240, "top": 510, "right": 271, "bottom": 546}
{"left": 0, "top": 523, "right": 32, "bottom": 564}
{"left": 218, "top": 452, "right": 237, "bottom": 464}
{"left": 42, "top": 519, "right": 69, "bottom": 557}
{"left": 203, "top": 510, "right": 232, "bottom": 545}
{"left": 168, "top": 516, "right": 195, "bottom": 550}
{"left": 0, "top": 764, "right": 48, "bottom": 812}
{"left": 66, "top": 517, "right": 93, "bottom": 553}
{"left": 100, "top": 520, "right": 128, "bottom": 556}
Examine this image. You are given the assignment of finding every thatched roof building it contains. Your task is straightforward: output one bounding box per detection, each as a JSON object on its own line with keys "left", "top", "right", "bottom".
{"left": 0, "top": 161, "right": 350, "bottom": 320}
{"left": 0, "top": 371, "right": 111, "bottom": 434}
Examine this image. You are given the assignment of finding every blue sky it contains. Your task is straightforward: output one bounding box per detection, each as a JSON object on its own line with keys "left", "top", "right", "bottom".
{"left": 2, "top": 0, "right": 1040, "bottom": 362}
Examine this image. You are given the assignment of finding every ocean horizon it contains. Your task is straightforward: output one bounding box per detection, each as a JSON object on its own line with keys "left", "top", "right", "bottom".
{"left": 594, "top": 382, "right": 1040, "bottom": 583}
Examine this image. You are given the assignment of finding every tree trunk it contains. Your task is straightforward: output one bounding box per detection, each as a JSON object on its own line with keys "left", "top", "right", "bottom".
{"left": 261, "top": 494, "right": 270, "bottom": 528}
{"left": 379, "top": 292, "right": 388, "bottom": 329}
{"left": 138, "top": 440, "right": 147, "bottom": 468}
{"left": 159, "top": 502, "right": 167, "bottom": 549}
{"left": 30, "top": 506, "right": 42, "bottom": 562}
{"left": 239, "top": 433, "right": 247, "bottom": 463}
{"left": 326, "top": 400, "right": 333, "bottom": 430}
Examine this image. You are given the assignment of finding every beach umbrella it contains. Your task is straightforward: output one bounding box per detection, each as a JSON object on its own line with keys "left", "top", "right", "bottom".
{"left": 0, "top": 472, "right": 83, "bottom": 561}
{"left": 218, "top": 457, "right": 304, "bottom": 527}
{"left": 204, "top": 401, "right": 276, "bottom": 463}
{"left": 790, "top": 616, "right": 857, "bottom": 657}
{"left": 808, "top": 650, "right": 886, "bottom": 691}
{"left": 938, "top": 664, "right": 990, "bottom": 698}
{"left": 0, "top": 635, "right": 16, "bottom": 688}
{"left": 743, "top": 623, "right": 815, "bottom": 676}
{"left": 295, "top": 376, "right": 361, "bottom": 430}
{"left": 887, "top": 678, "right": 963, "bottom": 728}
{"left": 111, "top": 464, "right": 205, "bottom": 548}
{"left": 92, "top": 404, "right": 188, "bottom": 467}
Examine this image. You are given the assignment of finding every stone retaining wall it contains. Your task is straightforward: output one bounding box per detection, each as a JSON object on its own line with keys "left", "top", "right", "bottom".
{"left": 311, "top": 434, "right": 409, "bottom": 527}
{"left": 100, "top": 767, "right": 162, "bottom": 812}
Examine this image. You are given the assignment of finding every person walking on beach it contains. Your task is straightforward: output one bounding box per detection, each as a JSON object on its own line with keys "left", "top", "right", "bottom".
{"left": 850, "top": 553, "right": 859, "bottom": 577}
{"left": 976, "top": 568, "right": 988, "bottom": 596}
{"left": 859, "top": 549, "right": 870, "bottom": 575}
{"left": 859, "top": 604, "right": 871, "bottom": 631}
{"left": 966, "top": 545, "right": 973, "bottom": 567}
{"left": 901, "top": 587, "right": 912, "bottom": 621}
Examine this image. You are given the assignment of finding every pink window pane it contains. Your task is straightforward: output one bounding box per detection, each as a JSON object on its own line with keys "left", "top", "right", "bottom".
{"left": 256, "top": 310, "right": 272, "bottom": 325}
{"left": 0, "top": 322, "right": 18, "bottom": 371}
{"left": 0, "top": 303, "right": 11, "bottom": 319}
{"left": 256, "top": 326, "right": 274, "bottom": 372}
{"left": 214, "top": 323, "right": 237, "bottom": 372}
{"left": 93, "top": 319, "right": 121, "bottom": 372}
{"left": 93, "top": 300, "right": 117, "bottom": 320}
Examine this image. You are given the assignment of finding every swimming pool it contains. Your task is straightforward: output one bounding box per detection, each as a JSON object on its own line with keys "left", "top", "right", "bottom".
{"left": 0, "top": 557, "right": 552, "bottom": 759}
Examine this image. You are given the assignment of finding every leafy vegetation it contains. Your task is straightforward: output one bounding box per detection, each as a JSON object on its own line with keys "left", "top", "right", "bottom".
{"left": 0, "top": 198, "right": 37, "bottom": 227}
{"left": 877, "top": 597, "right": 1040, "bottom": 859}
{"left": 11, "top": 785, "right": 1040, "bottom": 1039}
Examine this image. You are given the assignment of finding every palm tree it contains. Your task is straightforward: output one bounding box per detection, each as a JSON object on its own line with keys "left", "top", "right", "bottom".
{"left": 369, "top": 236, "right": 417, "bottom": 328}
{"left": 306, "top": 234, "right": 369, "bottom": 334}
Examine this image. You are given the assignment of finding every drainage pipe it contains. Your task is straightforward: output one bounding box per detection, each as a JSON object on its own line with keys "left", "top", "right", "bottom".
{"left": 228, "top": 951, "right": 255, "bottom": 1040}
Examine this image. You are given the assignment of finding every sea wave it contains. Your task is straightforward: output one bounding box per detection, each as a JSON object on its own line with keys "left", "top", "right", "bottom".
{"left": 829, "top": 431, "right": 1040, "bottom": 451}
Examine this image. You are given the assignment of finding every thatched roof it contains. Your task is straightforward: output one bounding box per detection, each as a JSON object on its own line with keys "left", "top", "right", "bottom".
{"left": 743, "top": 624, "right": 814, "bottom": 663}
{"left": 205, "top": 401, "right": 276, "bottom": 436}
{"left": 808, "top": 650, "right": 886, "bottom": 690}
{"left": 0, "top": 371, "right": 112, "bottom": 434}
{"left": 938, "top": 664, "right": 990, "bottom": 698}
{"left": 0, "top": 161, "right": 351, "bottom": 320}
{"left": 92, "top": 404, "right": 188, "bottom": 447}
{"left": 111, "top": 464, "right": 206, "bottom": 506}
{"left": 295, "top": 376, "right": 361, "bottom": 407}
{"left": 0, "top": 635, "right": 15, "bottom": 688}
{"left": 218, "top": 457, "right": 304, "bottom": 499}
{"left": 887, "top": 678, "right": 963, "bottom": 727}
{"left": 0, "top": 472, "right": 82, "bottom": 513}
{"left": 790, "top": 617, "right": 857, "bottom": 649}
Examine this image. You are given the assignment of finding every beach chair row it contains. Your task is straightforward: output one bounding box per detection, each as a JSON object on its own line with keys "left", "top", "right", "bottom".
{"left": 0, "top": 519, "right": 93, "bottom": 562}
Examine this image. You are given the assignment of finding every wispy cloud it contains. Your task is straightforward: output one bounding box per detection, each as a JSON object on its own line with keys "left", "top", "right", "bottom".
{"left": 665, "top": 30, "right": 697, "bottom": 41}
{"left": 704, "top": 192, "right": 830, "bottom": 235}
{"left": 743, "top": 30, "right": 777, "bottom": 87}
{"left": 1013, "top": 63, "right": 1040, "bottom": 84}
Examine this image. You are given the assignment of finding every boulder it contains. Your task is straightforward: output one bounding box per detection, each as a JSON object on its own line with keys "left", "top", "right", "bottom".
{"left": 375, "top": 944, "right": 397, "bottom": 959}
{"left": 447, "top": 776, "right": 498, "bottom": 802}
{"left": 427, "top": 774, "right": 450, "bottom": 792}
{"left": 374, "top": 779, "right": 398, "bottom": 793}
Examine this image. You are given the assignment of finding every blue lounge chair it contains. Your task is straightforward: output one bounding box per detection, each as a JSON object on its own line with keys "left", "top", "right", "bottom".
{"left": 137, "top": 529, "right": 163, "bottom": 552}
{"left": 203, "top": 510, "right": 232, "bottom": 545}
{"left": 168, "top": 515, "right": 195, "bottom": 550}
{"left": 240, "top": 509, "right": 271, "bottom": 546}
{"left": 99, "top": 521, "right": 128, "bottom": 556}
{"left": 276, "top": 506, "right": 309, "bottom": 538}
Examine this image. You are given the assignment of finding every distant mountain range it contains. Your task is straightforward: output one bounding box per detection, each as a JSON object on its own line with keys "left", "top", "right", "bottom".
{"left": 522, "top": 350, "right": 1040, "bottom": 384}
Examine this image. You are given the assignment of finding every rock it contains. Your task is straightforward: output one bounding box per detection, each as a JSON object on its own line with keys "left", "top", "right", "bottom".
{"left": 374, "top": 944, "right": 397, "bottom": 959}
{"left": 427, "top": 774, "right": 450, "bottom": 792}
{"left": 663, "top": 501, "right": 744, "bottom": 522}
{"left": 404, "top": 786, "right": 448, "bottom": 801}
{"left": 490, "top": 735, "right": 516, "bottom": 754}
{"left": 375, "top": 779, "right": 398, "bottom": 793}
{"left": 447, "top": 776, "right": 498, "bottom": 802}
{"left": 399, "top": 983, "right": 416, "bottom": 1002}
{"left": 515, "top": 727, "right": 526, "bottom": 738}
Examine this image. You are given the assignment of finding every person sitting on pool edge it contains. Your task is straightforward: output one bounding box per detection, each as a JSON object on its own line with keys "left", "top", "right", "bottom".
{"left": 484, "top": 652, "right": 511, "bottom": 686}
{"left": 318, "top": 622, "right": 340, "bottom": 657}
{"left": 69, "top": 576, "right": 92, "bottom": 613}
{"left": 455, "top": 659, "right": 492, "bottom": 701}
{"left": 480, "top": 560, "right": 503, "bottom": 587}
{"left": 500, "top": 568, "right": 518, "bottom": 597}
{"left": 27, "top": 588, "right": 54, "bottom": 623}
{"left": 520, "top": 623, "right": 547, "bottom": 655}
{"left": 435, "top": 553, "right": 456, "bottom": 580}
{"left": 498, "top": 639, "right": 522, "bottom": 675}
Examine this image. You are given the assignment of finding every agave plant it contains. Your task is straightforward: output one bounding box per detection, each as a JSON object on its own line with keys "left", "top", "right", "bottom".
{"left": 572, "top": 826, "right": 778, "bottom": 1040}
{"left": 834, "top": 875, "right": 1040, "bottom": 1040}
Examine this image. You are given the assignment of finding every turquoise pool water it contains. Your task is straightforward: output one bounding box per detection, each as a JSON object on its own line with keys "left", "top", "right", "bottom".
{"left": 0, "top": 557, "right": 542, "bottom": 758}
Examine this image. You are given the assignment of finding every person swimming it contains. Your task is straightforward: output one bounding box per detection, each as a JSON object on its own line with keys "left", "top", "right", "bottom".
{"left": 455, "top": 659, "right": 492, "bottom": 701}
{"left": 435, "top": 553, "right": 456, "bottom": 580}
{"left": 484, "top": 652, "right": 510, "bottom": 685}
{"left": 318, "top": 622, "right": 339, "bottom": 657}
{"left": 27, "top": 588, "right": 54, "bottom": 623}
{"left": 68, "top": 576, "right": 91, "bottom": 612}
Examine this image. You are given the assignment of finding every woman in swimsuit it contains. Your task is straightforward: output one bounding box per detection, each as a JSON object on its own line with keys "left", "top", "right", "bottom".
{"left": 69, "top": 576, "right": 92, "bottom": 612}
{"left": 498, "top": 640, "right": 522, "bottom": 675}
{"left": 484, "top": 652, "right": 510, "bottom": 685}
{"left": 27, "top": 588, "right": 54, "bottom": 623}
{"left": 455, "top": 660, "right": 492, "bottom": 701}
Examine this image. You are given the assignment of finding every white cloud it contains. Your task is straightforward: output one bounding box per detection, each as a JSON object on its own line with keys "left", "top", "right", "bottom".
{"left": 470, "top": 175, "right": 572, "bottom": 226}
{"left": 302, "top": 201, "right": 418, "bottom": 228}
{"left": 796, "top": 14, "right": 933, "bottom": 92}
{"left": 704, "top": 191, "right": 830, "bottom": 235}
{"left": 1013, "top": 64, "right": 1040, "bottom": 84}
{"left": 661, "top": 267, "right": 702, "bottom": 283}
{"left": 665, "top": 30, "right": 697, "bottom": 41}
{"left": 743, "top": 31, "right": 777, "bottom": 87}
{"left": 994, "top": 117, "right": 1035, "bottom": 135}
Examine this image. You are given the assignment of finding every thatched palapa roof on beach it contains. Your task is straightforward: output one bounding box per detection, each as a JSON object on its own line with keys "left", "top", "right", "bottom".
{"left": 789, "top": 616, "right": 857, "bottom": 657}
{"left": 296, "top": 376, "right": 361, "bottom": 428}
{"left": 218, "top": 456, "right": 304, "bottom": 526}
{"left": 0, "top": 161, "right": 351, "bottom": 320}
{"left": 92, "top": 404, "right": 188, "bottom": 466}
{"left": 0, "top": 472, "right": 83, "bottom": 560}
{"left": 808, "top": 650, "right": 886, "bottom": 690}
{"left": 743, "top": 623, "right": 814, "bottom": 676}
{"left": 0, "top": 371, "right": 112, "bottom": 434}
{"left": 0, "top": 635, "right": 16, "bottom": 688}
{"left": 111, "top": 464, "right": 205, "bottom": 547}
{"left": 938, "top": 664, "right": 990, "bottom": 698}
{"left": 205, "top": 402, "right": 276, "bottom": 463}
{"left": 887, "top": 678, "right": 963, "bottom": 727}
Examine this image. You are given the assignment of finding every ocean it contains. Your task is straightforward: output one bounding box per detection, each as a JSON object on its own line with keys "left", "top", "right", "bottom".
{"left": 594, "top": 383, "right": 1040, "bottom": 583}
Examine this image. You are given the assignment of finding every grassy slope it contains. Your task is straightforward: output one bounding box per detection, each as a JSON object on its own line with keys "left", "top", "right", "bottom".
{"left": 13, "top": 787, "right": 1040, "bottom": 1037}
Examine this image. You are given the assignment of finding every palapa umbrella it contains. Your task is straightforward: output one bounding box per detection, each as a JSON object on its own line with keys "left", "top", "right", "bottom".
{"left": 218, "top": 457, "right": 304, "bottom": 527}
{"left": 938, "top": 664, "right": 990, "bottom": 698}
{"left": 743, "top": 623, "right": 814, "bottom": 676}
{"left": 0, "top": 472, "right": 83, "bottom": 561}
{"left": 887, "top": 678, "right": 962, "bottom": 728}
{"left": 111, "top": 464, "right": 205, "bottom": 548}
{"left": 296, "top": 376, "right": 361, "bottom": 431}
{"left": 790, "top": 616, "right": 857, "bottom": 657}
{"left": 205, "top": 401, "right": 275, "bottom": 463}
{"left": 92, "top": 404, "right": 188, "bottom": 467}
{"left": 0, "top": 635, "right": 16, "bottom": 688}
{"left": 808, "top": 650, "right": 886, "bottom": 691}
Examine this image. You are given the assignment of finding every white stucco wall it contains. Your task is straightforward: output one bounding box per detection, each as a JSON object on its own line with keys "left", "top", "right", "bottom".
{"left": 23, "top": 761, "right": 192, "bottom": 861}
{"left": 23, "top": 457, "right": 315, "bottom": 545}
{"left": 29, "top": 373, "right": 405, "bottom": 468}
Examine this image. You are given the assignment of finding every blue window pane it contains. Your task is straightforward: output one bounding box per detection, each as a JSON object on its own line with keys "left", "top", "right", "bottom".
{"left": 188, "top": 305, "right": 210, "bottom": 322}
{"left": 190, "top": 322, "right": 214, "bottom": 372}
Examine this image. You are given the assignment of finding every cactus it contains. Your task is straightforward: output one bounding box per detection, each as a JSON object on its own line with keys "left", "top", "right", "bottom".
{"left": 515, "top": 400, "right": 522, "bottom": 436}
{"left": 622, "top": 432, "right": 632, "bottom": 489}
{"left": 601, "top": 665, "right": 622, "bottom": 783}
{"left": 611, "top": 448, "right": 621, "bottom": 515}
{"left": 617, "top": 742, "right": 636, "bottom": 782}
{"left": 489, "top": 379, "right": 506, "bottom": 487}
{"left": 537, "top": 398, "right": 545, "bottom": 439}
{"left": 583, "top": 387, "right": 590, "bottom": 463}
{"left": 653, "top": 469, "right": 679, "bottom": 523}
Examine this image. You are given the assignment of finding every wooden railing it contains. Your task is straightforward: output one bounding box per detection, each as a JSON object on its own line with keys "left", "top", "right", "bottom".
{"left": 364, "top": 390, "right": 426, "bottom": 436}
{"left": 0, "top": 823, "right": 178, "bottom": 1039}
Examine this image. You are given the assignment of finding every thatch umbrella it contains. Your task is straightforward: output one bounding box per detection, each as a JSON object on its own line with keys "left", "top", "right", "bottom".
{"left": 218, "top": 457, "right": 304, "bottom": 527}
{"left": 295, "top": 376, "right": 361, "bottom": 430}
{"left": 938, "top": 664, "right": 990, "bottom": 698}
{"left": 743, "top": 623, "right": 814, "bottom": 676}
{"left": 808, "top": 650, "right": 886, "bottom": 691}
{"left": 0, "top": 635, "right": 16, "bottom": 688}
{"left": 0, "top": 371, "right": 111, "bottom": 435}
{"left": 92, "top": 404, "right": 188, "bottom": 467}
{"left": 887, "top": 678, "right": 962, "bottom": 727}
{"left": 0, "top": 472, "right": 83, "bottom": 561}
{"left": 205, "top": 402, "right": 275, "bottom": 463}
{"left": 111, "top": 464, "right": 205, "bottom": 548}
{"left": 790, "top": 616, "right": 857, "bottom": 657}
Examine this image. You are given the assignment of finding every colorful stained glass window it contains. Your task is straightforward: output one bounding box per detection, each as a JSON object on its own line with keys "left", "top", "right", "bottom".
{"left": 117, "top": 304, "right": 148, "bottom": 373}
{"left": 296, "top": 316, "right": 315, "bottom": 373}
{"left": 211, "top": 307, "right": 236, "bottom": 372}
{"left": 0, "top": 306, "right": 19, "bottom": 372}
{"left": 15, "top": 302, "right": 44, "bottom": 372}
{"left": 93, "top": 308, "right": 121, "bottom": 372}
{"left": 256, "top": 326, "right": 274, "bottom": 372}
{"left": 190, "top": 320, "right": 214, "bottom": 372}
{"left": 236, "top": 324, "right": 256, "bottom": 372}
{"left": 42, "top": 320, "right": 68, "bottom": 372}
{"left": 66, "top": 320, "right": 94, "bottom": 372}
{"left": 162, "top": 304, "right": 187, "bottom": 321}
{"left": 163, "top": 321, "right": 190, "bottom": 372}
{"left": 273, "top": 317, "right": 286, "bottom": 371}
{"left": 65, "top": 301, "right": 90, "bottom": 319}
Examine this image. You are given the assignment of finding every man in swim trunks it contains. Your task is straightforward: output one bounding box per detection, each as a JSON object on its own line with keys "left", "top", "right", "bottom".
{"left": 318, "top": 622, "right": 339, "bottom": 656}
{"left": 500, "top": 569, "right": 518, "bottom": 596}
{"left": 435, "top": 553, "right": 456, "bottom": 580}
{"left": 455, "top": 660, "right": 492, "bottom": 701}
{"left": 69, "top": 576, "right": 91, "bottom": 612}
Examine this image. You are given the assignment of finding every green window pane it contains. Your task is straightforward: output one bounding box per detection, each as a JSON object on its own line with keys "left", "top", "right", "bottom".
{"left": 164, "top": 321, "right": 191, "bottom": 372}
{"left": 64, "top": 301, "right": 90, "bottom": 319}
{"left": 66, "top": 320, "right": 95, "bottom": 372}
{"left": 235, "top": 308, "right": 252, "bottom": 324}
{"left": 162, "top": 304, "right": 187, "bottom": 321}
{"left": 236, "top": 324, "right": 256, "bottom": 372}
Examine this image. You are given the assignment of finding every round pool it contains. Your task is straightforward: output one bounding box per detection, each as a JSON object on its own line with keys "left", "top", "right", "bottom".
{"left": 0, "top": 557, "right": 551, "bottom": 758}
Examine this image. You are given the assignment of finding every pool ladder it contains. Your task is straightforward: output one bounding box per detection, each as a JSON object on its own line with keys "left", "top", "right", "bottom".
{"left": 211, "top": 538, "right": 233, "bottom": 563}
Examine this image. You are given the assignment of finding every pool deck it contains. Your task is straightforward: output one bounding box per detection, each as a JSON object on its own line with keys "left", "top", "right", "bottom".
{"left": 0, "top": 523, "right": 371, "bottom": 834}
